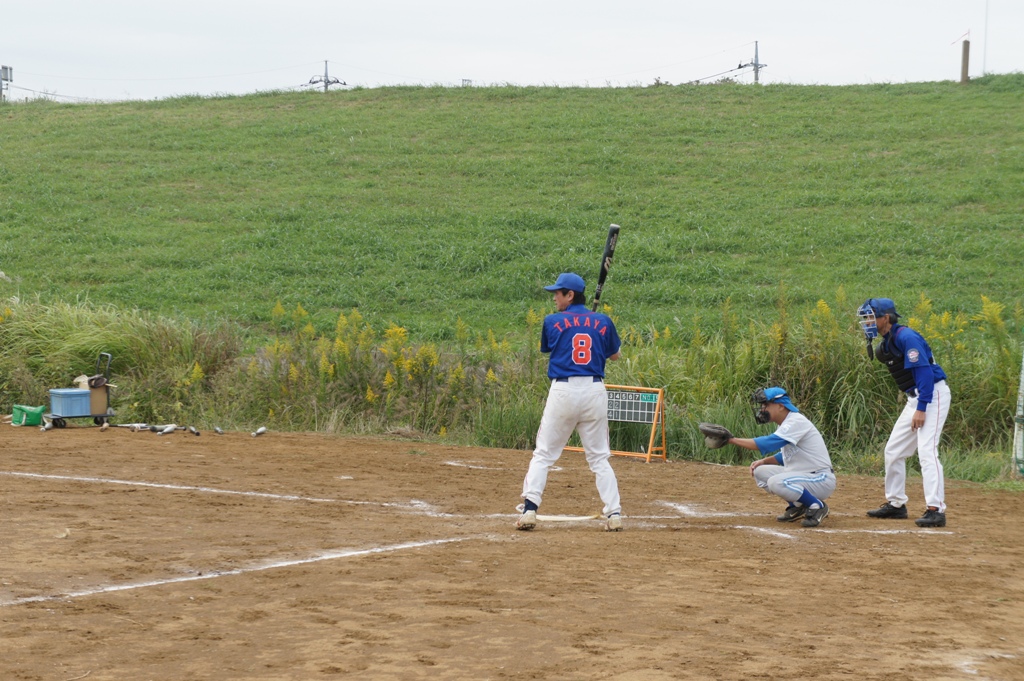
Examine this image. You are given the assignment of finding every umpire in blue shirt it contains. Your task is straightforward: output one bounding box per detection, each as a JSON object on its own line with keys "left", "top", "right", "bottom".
{"left": 859, "top": 298, "right": 951, "bottom": 528}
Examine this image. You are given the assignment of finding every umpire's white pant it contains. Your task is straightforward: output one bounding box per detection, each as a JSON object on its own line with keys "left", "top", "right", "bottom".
{"left": 521, "top": 377, "right": 622, "bottom": 517}
{"left": 883, "top": 380, "right": 951, "bottom": 512}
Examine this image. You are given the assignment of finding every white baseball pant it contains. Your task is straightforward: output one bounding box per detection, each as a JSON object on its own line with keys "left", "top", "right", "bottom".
{"left": 883, "top": 380, "right": 950, "bottom": 512}
{"left": 521, "top": 376, "right": 622, "bottom": 517}
{"left": 753, "top": 465, "right": 836, "bottom": 504}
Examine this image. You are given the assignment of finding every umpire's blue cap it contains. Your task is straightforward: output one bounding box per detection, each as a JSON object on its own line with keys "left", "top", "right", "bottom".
{"left": 544, "top": 272, "right": 586, "bottom": 293}
{"left": 864, "top": 298, "right": 900, "bottom": 319}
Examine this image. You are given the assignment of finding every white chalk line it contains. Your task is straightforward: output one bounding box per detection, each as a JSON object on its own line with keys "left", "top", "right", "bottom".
{"left": 0, "top": 471, "right": 432, "bottom": 511}
{"left": 444, "top": 460, "right": 562, "bottom": 472}
{"left": 443, "top": 461, "right": 506, "bottom": 471}
{"left": 815, "top": 528, "right": 956, "bottom": 536}
{"left": 731, "top": 525, "right": 799, "bottom": 539}
{"left": 656, "top": 501, "right": 955, "bottom": 536}
{"left": 0, "top": 537, "right": 471, "bottom": 608}
{"left": 658, "top": 501, "right": 757, "bottom": 518}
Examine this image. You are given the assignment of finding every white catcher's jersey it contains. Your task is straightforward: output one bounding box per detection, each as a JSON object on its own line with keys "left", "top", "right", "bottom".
{"left": 774, "top": 412, "right": 832, "bottom": 474}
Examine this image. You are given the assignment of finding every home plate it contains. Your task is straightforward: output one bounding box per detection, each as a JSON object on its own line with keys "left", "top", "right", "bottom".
{"left": 536, "top": 514, "right": 601, "bottom": 521}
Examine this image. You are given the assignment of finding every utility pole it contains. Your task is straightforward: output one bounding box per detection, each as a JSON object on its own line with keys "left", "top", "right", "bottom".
{"left": 738, "top": 42, "right": 767, "bottom": 84}
{"left": 307, "top": 60, "right": 346, "bottom": 93}
{"left": 0, "top": 66, "right": 12, "bottom": 103}
{"left": 961, "top": 40, "right": 971, "bottom": 84}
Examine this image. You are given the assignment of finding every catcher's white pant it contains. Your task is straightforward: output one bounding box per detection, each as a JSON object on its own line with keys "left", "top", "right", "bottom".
{"left": 753, "top": 465, "right": 836, "bottom": 504}
{"left": 883, "top": 380, "right": 950, "bottom": 512}
{"left": 521, "top": 377, "right": 622, "bottom": 517}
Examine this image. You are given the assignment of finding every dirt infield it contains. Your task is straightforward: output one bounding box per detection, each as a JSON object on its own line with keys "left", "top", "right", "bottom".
{"left": 2, "top": 426, "right": 1022, "bottom": 681}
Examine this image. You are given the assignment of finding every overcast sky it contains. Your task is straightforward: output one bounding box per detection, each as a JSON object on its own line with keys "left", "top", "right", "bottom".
{"left": 3, "top": 1, "right": 1021, "bottom": 102}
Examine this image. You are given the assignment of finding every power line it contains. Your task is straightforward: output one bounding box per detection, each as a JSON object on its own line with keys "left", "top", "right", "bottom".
{"left": 8, "top": 84, "right": 108, "bottom": 102}
{"left": 603, "top": 41, "right": 756, "bottom": 79}
{"left": 17, "top": 61, "right": 322, "bottom": 83}
{"left": 689, "top": 65, "right": 750, "bottom": 84}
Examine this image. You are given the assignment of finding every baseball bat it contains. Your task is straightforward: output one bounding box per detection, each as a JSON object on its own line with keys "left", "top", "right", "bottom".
{"left": 591, "top": 224, "right": 620, "bottom": 312}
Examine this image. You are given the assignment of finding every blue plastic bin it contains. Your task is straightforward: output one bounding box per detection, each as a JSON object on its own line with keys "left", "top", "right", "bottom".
{"left": 49, "top": 389, "right": 92, "bottom": 417}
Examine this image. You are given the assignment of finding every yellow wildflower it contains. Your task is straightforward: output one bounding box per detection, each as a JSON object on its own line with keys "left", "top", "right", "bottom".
{"left": 319, "top": 352, "right": 334, "bottom": 379}
{"left": 188, "top": 361, "right": 204, "bottom": 385}
{"left": 288, "top": 362, "right": 301, "bottom": 383}
{"left": 271, "top": 300, "right": 286, "bottom": 322}
{"left": 448, "top": 363, "right": 465, "bottom": 388}
{"left": 292, "top": 303, "right": 309, "bottom": 325}
{"left": 973, "top": 295, "right": 1006, "bottom": 333}
{"left": 455, "top": 317, "right": 470, "bottom": 345}
{"left": 913, "top": 293, "right": 933, "bottom": 321}
{"left": 333, "top": 337, "right": 351, "bottom": 361}
{"left": 365, "top": 385, "right": 378, "bottom": 403}
{"left": 486, "top": 368, "right": 498, "bottom": 384}
{"left": 383, "top": 370, "right": 396, "bottom": 389}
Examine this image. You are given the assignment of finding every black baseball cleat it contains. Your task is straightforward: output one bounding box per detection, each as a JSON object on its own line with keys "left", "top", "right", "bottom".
{"left": 866, "top": 502, "right": 908, "bottom": 519}
{"left": 801, "top": 503, "right": 829, "bottom": 528}
{"left": 776, "top": 505, "right": 807, "bottom": 522}
{"left": 915, "top": 509, "right": 947, "bottom": 528}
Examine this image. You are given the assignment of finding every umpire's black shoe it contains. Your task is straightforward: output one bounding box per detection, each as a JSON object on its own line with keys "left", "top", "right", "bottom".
{"left": 776, "top": 505, "right": 807, "bottom": 522}
{"left": 801, "top": 503, "right": 829, "bottom": 528}
{"left": 915, "top": 508, "right": 947, "bottom": 528}
{"left": 866, "top": 502, "right": 908, "bottom": 519}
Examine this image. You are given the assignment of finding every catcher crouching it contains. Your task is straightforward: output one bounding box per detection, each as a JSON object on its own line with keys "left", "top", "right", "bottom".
{"left": 699, "top": 387, "right": 836, "bottom": 528}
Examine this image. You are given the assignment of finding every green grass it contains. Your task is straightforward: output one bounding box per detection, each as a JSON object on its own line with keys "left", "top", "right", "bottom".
{"left": 1, "top": 77, "right": 1023, "bottom": 483}
{"left": 1, "top": 76, "right": 1023, "bottom": 339}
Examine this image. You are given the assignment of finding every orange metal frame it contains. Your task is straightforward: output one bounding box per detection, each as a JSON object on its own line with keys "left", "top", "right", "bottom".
{"left": 563, "top": 384, "right": 667, "bottom": 463}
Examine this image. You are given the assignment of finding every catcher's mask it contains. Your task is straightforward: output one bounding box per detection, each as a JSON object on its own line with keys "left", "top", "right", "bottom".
{"left": 752, "top": 388, "right": 772, "bottom": 424}
{"left": 752, "top": 386, "right": 798, "bottom": 423}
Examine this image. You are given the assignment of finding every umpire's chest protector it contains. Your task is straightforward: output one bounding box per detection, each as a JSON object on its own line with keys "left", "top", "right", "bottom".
{"left": 875, "top": 327, "right": 916, "bottom": 393}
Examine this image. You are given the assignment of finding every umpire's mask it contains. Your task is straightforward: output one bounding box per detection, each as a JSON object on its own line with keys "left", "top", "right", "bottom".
{"left": 857, "top": 301, "right": 879, "bottom": 340}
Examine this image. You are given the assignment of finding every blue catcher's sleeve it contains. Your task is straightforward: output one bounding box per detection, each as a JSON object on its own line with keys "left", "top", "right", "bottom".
{"left": 753, "top": 433, "right": 788, "bottom": 455}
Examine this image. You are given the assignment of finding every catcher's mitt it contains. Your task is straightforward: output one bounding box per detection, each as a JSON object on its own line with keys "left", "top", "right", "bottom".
{"left": 698, "top": 422, "right": 734, "bottom": 449}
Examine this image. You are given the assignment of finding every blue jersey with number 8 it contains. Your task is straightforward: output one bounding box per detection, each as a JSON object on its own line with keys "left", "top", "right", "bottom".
{"left": 541, "top": 304, "right": 621, "bottom": 379}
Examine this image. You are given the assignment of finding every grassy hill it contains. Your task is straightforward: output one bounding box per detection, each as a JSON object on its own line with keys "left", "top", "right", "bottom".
{"left": 1, "top": 75, "right": 1022, "bottom": 339}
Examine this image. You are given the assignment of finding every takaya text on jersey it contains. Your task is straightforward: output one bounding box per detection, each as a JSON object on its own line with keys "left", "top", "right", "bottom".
{"left": 541, "top": 308, "right": 620, "bottom": 379}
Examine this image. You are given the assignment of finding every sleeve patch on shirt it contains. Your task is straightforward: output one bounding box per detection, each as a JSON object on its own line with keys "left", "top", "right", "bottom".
{"left": 907, "top": 348, "right": 921, "bottom": 364}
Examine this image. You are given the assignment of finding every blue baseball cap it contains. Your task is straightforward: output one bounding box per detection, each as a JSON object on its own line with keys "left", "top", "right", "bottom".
{"left": 544, "top": 272, "right": 586, "bottom": 293}
{"left": 759, "top": 387, "right": 800, "bottom": 413}
{"left": 863, "top": 298, "right": 900, "bottom": 319}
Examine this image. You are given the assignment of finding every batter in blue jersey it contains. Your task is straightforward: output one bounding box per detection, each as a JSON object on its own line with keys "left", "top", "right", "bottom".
{"left": 516, "top": 272, "right": 624, "bottom": 532}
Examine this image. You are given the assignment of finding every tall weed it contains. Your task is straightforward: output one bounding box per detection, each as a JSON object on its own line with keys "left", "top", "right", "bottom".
{"left": 1, "top": 293, "right": 1020, "bottom": 483}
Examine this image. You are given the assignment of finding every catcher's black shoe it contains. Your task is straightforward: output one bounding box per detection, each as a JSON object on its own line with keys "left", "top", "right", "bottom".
{"left": 915, "top": 509, "right": 946, "bottom": 528}
{"left": 801, "top": 503, "right": 829, "bottom": 528}
{"left": 866, "top": 502, "right": 908, "bottom": 519}
{"left": 776, "top": 504, "right": 807, "bottom": 522}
